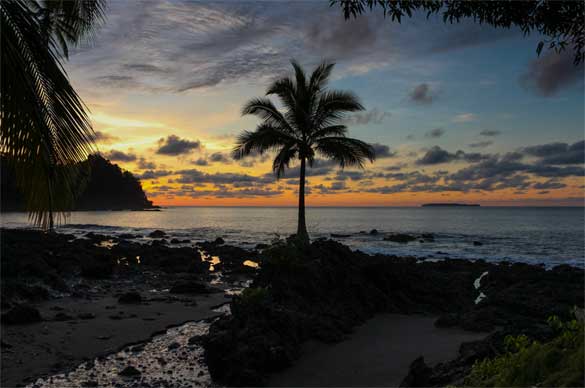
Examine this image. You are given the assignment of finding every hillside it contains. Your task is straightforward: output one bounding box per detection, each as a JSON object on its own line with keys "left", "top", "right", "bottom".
{"left": 1, "top": 154, "right": 155, "bottom": 211}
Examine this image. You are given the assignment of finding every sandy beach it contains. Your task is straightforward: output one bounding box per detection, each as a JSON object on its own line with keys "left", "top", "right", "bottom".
{"left": 269, "top": 314, "right": 487, "bottom": 387}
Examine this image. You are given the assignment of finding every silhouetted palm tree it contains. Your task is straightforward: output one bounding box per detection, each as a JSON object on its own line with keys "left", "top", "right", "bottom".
{"left": 233, "top": 61, "right": 375, "bottom": 242}
{"left": 1, "top": 0, "right": 105, "bottom": 228}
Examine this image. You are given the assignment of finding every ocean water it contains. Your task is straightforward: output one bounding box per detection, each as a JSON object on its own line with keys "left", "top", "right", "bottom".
{"left": 2, "top": 207, "right": 584, "bottom": 267}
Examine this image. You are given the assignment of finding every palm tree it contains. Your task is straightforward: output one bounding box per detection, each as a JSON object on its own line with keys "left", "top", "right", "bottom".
{"left": 1, "top": 0, "right": 106, "bottom": 229}
{"left": 233, "top": 61, "right": 376, "bottom": 243}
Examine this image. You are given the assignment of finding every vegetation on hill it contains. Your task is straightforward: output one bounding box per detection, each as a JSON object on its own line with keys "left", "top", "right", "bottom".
{"left": 1, "top": 154, "right": 154, "bottom": 212}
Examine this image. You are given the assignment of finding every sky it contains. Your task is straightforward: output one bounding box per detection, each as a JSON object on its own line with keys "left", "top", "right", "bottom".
{"left": 66, "top": 1, "right": 584, "bottom": 207}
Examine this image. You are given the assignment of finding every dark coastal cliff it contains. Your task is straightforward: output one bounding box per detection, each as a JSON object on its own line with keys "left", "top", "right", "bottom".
{"left": 1, "top": 154, "right": 154, "bottom": 211}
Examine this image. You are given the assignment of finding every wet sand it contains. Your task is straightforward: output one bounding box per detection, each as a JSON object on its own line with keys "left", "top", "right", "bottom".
{"left": 1, "top": 292, "right": 228, "bottom": 387}
{"left": 268, "top": 313, "right": 487, "bottom": 387}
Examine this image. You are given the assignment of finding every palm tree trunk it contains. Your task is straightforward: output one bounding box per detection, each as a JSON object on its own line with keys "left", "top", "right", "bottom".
{"left": 297, "top": 157, "right": 309, "bottom": 242}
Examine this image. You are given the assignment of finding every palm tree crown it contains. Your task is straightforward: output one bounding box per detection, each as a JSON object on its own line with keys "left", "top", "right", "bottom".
{"left": 233, "top": 60, "right": 376, "bottom": 242}
{"left": 1, "top": 0, "right": 105, "bottom": 228}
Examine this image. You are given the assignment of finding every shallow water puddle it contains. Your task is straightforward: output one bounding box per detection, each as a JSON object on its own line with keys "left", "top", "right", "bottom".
{"left": 242, "top": 260, "right": 258, "bottom": 268}
{"left": 95, "top": 239, "right": 118, "bottom": 249}
{"left": 27, "top": 321, "right": 216, "bottom": 388}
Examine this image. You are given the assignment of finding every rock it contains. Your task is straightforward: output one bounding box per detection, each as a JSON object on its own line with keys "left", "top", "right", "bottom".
{"left": 119, "top": 366, "right": 141, "bottom": 377}
{"left": 148, "top": 230, "right": 166, "bottom": 238}
{"left": 78, "top": 312, "right": 96, "bottom": 320}
{"left": 383, "top": 233, "right": 417, "bottom": 243}
{"left": 80, "top": 255, "right": 114, "bottom": 278}
{"left": 421, "top": 233, "right": 434, "bottom": 241}
{"left": 54, "top": 312, "right": 74, "bottom": 321}
{"left": 1, "top": 304, "right": 42, "bottom": 325}
{"left": 369, "top": 229, "right": 379, "bottom": 235}
{"left": 188, "top": 335, "right": 205, "bottom": 345}
{"left": 118, "top": 233, "right": 137, "bottom": 239}
{"left": 170, "top": 281, "right": 218, "bottom": 295}
{"left": 81, "top": 381, "right": 99, "bottom": 387}
{"left": 331, "top": 233, "right": 351, "bottom": 238}
{"left": 434, "top": 313, "right": 459, "bottom": 328}
{"left": 130, "top": 344, "right": 145, "bottom": 353}
{"left": 255, "top": 243, "right": 269, "bottom": 250}
{"left": 473, "top": 241, "right": 483, "bottom": 246}
{"left": 170, "top": 238, "right": 181, "bottom": 244}
{"left": 400, "top": 356, "right": 432, "bottom": 387}
{"left": 118, "top": 292, "right": 142, "bottom": 304}
{"left": 213, "top": 237, "right": 225, "bottom": 245}
{"left": 168, "top": 342, "right": 180, "bottom": 350}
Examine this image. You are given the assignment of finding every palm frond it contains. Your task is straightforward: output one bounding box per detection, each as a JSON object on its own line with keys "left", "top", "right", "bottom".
{"left": 315, "top": 137, "right": 375, "bottom": 169}
{"left": 272, "top": 143, "right": 298, "bottom": 179}
{"left": 309, "top": 61, "right": 335, "bottom": 93}
{"left": 313, "top": 90, "right": 364, "bottom": 129}
{"left": 309, "top": 125, "right": 348, "bottom": 141}
{"left": 1, "top": 0, "right": 96, "bottom": 228}
{"left": 232, "top": 124, "right": 297, "bottom": 160}
{"left": 242, "top": 97, "right": 297, "bottom": 135}
{"left": 39, "top": 0, "right": 107, "bottom": 58}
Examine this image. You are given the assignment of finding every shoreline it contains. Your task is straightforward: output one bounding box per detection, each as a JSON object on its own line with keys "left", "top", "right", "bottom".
{"left": 1, "top": 229, "right": 583, "bottom": 387}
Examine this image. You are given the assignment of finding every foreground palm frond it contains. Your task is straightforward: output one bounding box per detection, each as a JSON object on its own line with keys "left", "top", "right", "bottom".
{"left": 0, "top": 0, "right": 105, "bottom": 228}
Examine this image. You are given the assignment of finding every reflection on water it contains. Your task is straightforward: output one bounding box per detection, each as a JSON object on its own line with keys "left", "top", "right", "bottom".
{"left": 243, "top": 260, "right": 259, "bottom": 268}
{"left": 27, "top": 321, "right": 214, "bottom": 388}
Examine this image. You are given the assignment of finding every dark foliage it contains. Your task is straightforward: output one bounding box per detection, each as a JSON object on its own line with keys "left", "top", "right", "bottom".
{"left": 1, "top": 154, "right": 153, "bottom": 211}
{"left": 332, "top": 0, "right": 585, "bottom": 64}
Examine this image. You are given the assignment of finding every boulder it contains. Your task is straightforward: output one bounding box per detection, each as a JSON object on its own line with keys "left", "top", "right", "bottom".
{"left": 213, "top": 237, "right": 225, "bottom": 245}
{"left": 1, "top": 304, "right": 42, "bottom": 325}
{"left": 80, "top": 255, "right": 114, "bottom": 278}
{"left": 119, "top": 366, "right": 141, "bottom": 377}
{"left": 54, "top": 312, "right": 74, "bottom": 321}
{"left": 118, "top": 292, "right": 142, "bottom": 304}
{"left": 473, "top": 241, "right": 483, "bottom": 246}
{"left": 400, "top": 356, "right": 431, "bottom": 387}
{"left": 169, "top": 281, "right": 218, "bottom": 295}
{"left": 369, "top": 229, "right": 379, "bottom": 235}
{"left": 383, "top": 233, "right": 417, "bottom": 243}
{"left": 148, "top": 230, "right": 166, "bottom": 238}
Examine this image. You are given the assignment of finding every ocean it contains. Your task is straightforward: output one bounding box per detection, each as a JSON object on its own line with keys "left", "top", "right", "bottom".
{"left": 2, "top": 206, "right": 584, "bottom": 268}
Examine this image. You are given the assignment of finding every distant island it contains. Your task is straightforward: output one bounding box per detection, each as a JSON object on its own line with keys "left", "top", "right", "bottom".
{"left": 1, "top": 154, "right": 156, "bottom": 212}
{"left": 421, "top": 203, "right": 480, "bottom": 207}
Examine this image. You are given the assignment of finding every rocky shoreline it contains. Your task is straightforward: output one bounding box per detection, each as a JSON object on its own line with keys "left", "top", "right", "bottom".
{"left": 1, "top": 229, "right": 583, "bottom": 387}
{"left": 203, "top": 239, "right": 584, "bottom": 386}
{"left": 0, "top": 228, "right": 257, "bottom": 387}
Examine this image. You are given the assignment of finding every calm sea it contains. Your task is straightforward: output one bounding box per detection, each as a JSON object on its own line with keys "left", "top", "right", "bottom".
{"left": 2, "top": 207, "right": 584, "bottom": 267}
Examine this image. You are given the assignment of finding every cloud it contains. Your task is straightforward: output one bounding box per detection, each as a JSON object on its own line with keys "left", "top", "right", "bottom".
{"left": 93, "top": 131, "right": 120, "bottom": 144}
{"left": 139, "top": 170, "right": 174, "bottom": 179}
{"left": 532, "top": 180, "right": 566, "bottom": 190}
{"left": 175, "top": 169, "right": 274, "bottom": 186}
{"left": 137, "top": 157, "right": 156, "bottom": 169}
{"left": 209, "top": 152, "right": 232, "bottom": 164}
{"left": 452, "top": 113, "right": 476, "bottom": 123}
{"left": 409, "top": 83, "right": 434, "bottom": 104}
{"left": 416, "top": 146, "right": 490, "bottom": 165}
{"left": 370, "top": 143, "right": 396, "bottom": 158}
{"left": 156, "top": 135, "right": 201, "bottom": 156}
{"left": 479, "top": 130, "right": 501, "bottom": 137}
{"left": 193, "top": 158, "right": 209, "bottom": 166}
{"left": 425, "top": 128, "right": 445, "bottom": 138}
{"left": 344, "top": 108, "right": 391, "bottom": 125}
{"left": 520, "top": 50, "right": 584, "bottom": 97}
{"left": 468, "top": 141, "right": 493, "bottom": 148}
{"left": 522, "top": 140, "right": 584, "bottom": 165}
{"left": 104, "top": 150, "right": 137, "bottom": 162}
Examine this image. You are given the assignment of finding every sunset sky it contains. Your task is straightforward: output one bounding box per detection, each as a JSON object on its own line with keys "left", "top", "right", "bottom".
{"left": 67, "top": 1, "right": 584, "bottom": 207}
